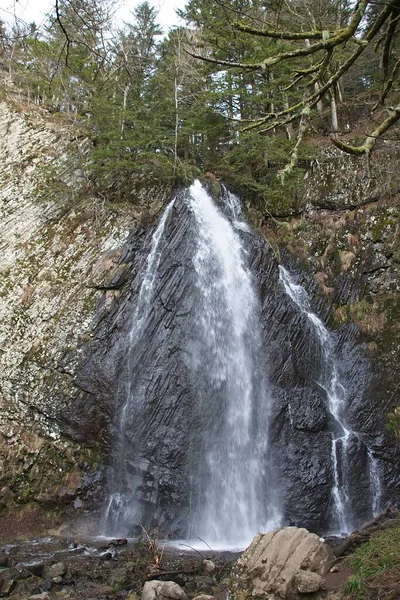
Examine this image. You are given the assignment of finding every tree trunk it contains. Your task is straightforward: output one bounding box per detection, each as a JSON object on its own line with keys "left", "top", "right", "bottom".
{"left": 330, "top": 87, "right": 339, "bottom": 133}
{"left": 174, "top": 75, "right": 179, "bottom": 177}
{"left": 121, "top": 83, "right": 130, "bottom": 138}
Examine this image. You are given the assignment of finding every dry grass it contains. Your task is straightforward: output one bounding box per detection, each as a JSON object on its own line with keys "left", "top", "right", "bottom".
{"left": 344, "top": 519, "right": 400, "bottom": 599}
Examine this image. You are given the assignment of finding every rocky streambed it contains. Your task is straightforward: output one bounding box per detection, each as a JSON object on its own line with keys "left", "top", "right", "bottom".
{"left": 0, "top": 533, "right": 238, "bottom": 600}
{"left": 2, "top": 507, "right": 399, "bottom": 600}
{"left": 2, "top": 508, "right": 398, "bottom": 600}
{"left": 0, "top": 524, "right": 359, "bottom": 600}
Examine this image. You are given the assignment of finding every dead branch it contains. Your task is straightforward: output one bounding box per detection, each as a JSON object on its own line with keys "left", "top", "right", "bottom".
{"left": 373, "top": 56, "right": 400, "bottom": 111}
{"left": 145, "top": 567, "right": 198, "bottom": 580}
{"left": 332, "top": 508, "right": 400, "bottom": 558}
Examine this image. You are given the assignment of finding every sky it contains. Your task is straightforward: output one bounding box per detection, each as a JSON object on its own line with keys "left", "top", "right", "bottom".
{"left": 0, "top": 0, "right": 187, "bottom": 32}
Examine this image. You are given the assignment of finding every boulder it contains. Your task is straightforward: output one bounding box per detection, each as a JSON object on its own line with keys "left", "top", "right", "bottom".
{"left": 202, "top": 560, "right": 215, "bottom": 573}
{"left": 292, "top": 570, "right": 326, "bottom": 594}
{"left": 46, "top": 562, "right": 66, "bottom": 579}
{"left": 0, "top": 579, "right": 16, "bottom": 597}
{"left": 142, "top": 580, "right": 187, "bottom": 600}
{"left": 0, "top": 487, "right": 15, "bottom": 509}
{"left": 23, "top": 562, "right": 45, "bottom": 577}
{"left": 231, "top": 527, "right": 334, "bottom": 599}
{"left": 193, "top": 576, "right": 214, "bottom": 594}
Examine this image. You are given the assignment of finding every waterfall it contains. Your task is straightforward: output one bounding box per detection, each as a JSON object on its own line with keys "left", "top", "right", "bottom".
{"left": 188, "top": 181, "right": 281, "bottom": 546}
{"left": 102, "top": 180, "right": 281, "bottom": 545}
{"left": 102, "top": 199, "right": 176, "bottom": 536}
{"left": 279, "top": 265, "right": 381, "bottom": 533}
{"left": 102, "top": 179, "right": 382, "bottom": 542}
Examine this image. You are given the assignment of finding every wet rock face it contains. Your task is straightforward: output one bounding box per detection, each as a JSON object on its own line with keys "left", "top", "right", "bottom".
{"left": 67, "top": 195, "right": 199, "bottom": 533}
{"left": 69, "top": 187, "right": 397, "bottom": 537}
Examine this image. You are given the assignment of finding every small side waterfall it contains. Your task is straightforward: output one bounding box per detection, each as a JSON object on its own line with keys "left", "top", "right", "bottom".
{"left": 279, "top": 266, "right": 381, "bottom": 533}
{"left": 103, "top": 199, "right": 176, "bottom": 535}
{"left": 188, "top": 181, "right": 281, "bottom": 546}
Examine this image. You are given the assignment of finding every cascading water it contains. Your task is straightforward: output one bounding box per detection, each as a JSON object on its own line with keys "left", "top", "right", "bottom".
{"left": 188, "top": 181, "right": 281, "bottom": 546}
{"left": 279, "top": 266, "right": 381, "bottom": 533}
{"left": 102, "top": 180, "right": 281, "bottom": 545}
{"left": 101, "top": 177, "right": 385, "bottom": 542}
{"left": 368, "top": 448, "right": 383, "bottom": 516}
{"left": 103, "top": 199, "right": 176, "bottom": 536}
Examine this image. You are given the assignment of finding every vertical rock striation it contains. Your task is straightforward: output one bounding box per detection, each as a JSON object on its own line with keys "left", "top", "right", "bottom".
{"left": 91, "top": 183, "right": 397, "bottom": 538}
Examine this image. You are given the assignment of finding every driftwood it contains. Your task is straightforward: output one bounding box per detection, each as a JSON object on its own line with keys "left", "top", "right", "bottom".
{"left": 332, "top": 508, "right": 399, "bottom": 558}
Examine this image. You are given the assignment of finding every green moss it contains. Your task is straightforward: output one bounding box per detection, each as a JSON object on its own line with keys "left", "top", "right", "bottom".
{"left": 370, "top": 214, "right": 397, "bottom": 244}
{"left": 349, "top": 299, "right": 370, "bottom": 322}
{"left": 19, "top": 484, "right": 31, "bottom": 500}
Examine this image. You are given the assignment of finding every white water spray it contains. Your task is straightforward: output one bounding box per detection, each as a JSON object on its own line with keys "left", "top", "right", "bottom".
{"left": 188, "top": 181, "right": 281, "bottom": 547}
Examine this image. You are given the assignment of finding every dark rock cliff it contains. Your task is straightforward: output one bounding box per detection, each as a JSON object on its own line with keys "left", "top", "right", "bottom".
{"left": 63, "top": 186, "right": 398, "bottom": 537}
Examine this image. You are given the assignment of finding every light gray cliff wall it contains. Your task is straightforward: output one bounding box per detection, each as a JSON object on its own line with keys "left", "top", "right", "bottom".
{"left": 0, "top": 98, "right": 171, "bottom": 511}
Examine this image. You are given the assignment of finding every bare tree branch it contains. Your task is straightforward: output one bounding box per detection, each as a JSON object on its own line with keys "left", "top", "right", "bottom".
{"left": 373, "top": 56, "right": 400, "bottom": 110}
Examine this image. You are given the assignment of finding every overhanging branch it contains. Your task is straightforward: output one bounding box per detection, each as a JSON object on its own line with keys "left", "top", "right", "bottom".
{"left": 332, "top": 104, "right": 400, "bottom": 155}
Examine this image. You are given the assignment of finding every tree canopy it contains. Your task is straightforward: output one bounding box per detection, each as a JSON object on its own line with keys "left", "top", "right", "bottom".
{"left": 0, "top": 0, "right": 399, "bottom": 211}
{"left": 185, "top": 0, "right": 400, "bottom": 156}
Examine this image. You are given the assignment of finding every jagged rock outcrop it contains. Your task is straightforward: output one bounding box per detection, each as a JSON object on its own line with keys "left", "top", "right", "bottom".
{"left": 231, "top": 528, "right": 333, "bottom": 599}
{"left": 305, "top": 145, "right": 400, "bottom": 211}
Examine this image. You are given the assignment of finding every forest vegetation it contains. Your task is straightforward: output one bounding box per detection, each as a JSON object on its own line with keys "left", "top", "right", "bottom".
{"left": 0, "top": 0, "right": 399, "bottom": 213}
{"left": 0, "top": 4, "right": 399, "bottom": 599}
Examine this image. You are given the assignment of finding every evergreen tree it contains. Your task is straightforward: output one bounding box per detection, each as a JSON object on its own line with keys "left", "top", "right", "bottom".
{"left": 184, "top": 0, "right": 400, "bottom": 156}
{"left": 88, "top": 2, "right": 166, "bottom": 197}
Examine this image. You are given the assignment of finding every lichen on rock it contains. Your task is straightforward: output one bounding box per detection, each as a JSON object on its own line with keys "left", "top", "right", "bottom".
{"left": 0, "top": 99, "right": 143, "bottom": 511}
